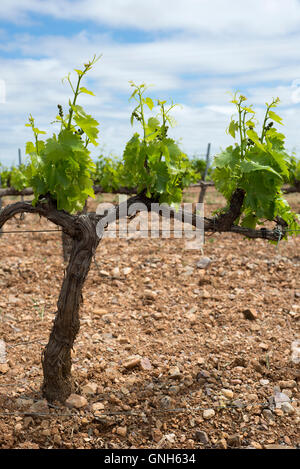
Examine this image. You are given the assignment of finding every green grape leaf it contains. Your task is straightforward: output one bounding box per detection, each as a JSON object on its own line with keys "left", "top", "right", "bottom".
{"left": 79, "top": 87, "right": 95, "bottom": 96}
{"left": 268, "top": 110, "right": 283, "bottom": 125}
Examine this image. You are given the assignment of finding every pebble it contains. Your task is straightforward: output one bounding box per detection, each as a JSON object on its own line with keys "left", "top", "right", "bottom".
{"left": 203, "top": 409, "right": 215, "bottom": 420}
{"left": 242, "top": 308, "right": 258, "bottom": 320}
{"left": 262, "top": 409, "right": 274, "bottom": 421}
{"left": 116, "top": 426, "right": 127, "bottom": 437}
{"left": 250, "top": 441, "right": 263, "bottom": 449}
{"left": 123, "top": 267, "right": 132, "bottom": 276}
{"left": 221, "top": 388, "right": 234, "bottom": 399}
{"left": 82, "top": 382, "right": 98, "bottom": 395}
{"left": 259, "top": 342, "right": 269, "bottom": 350}
{"left": 195, "top": 430, "right": 209, "bottom": 444}
{"left": 0, "top": 339, "right": 6, "bottom": 363}
{"left": 152, "top": 429, "right": 163, "bottom": 442}
{"left": 112, "top": 267, "right": 120, "bottom": 277}
{"left": 196, "top": 257, "right": 212, "bottom": 269}
{"left": 160, "top": 396, "right": 172, "bottom": 408}
{"left": 123, "top": 356, "right": 141, "bottom": 369}
{"left": 28, "top": 399, "right": 49, "bottom": 415}
{"left": 169, "top": 366, "right": 181, "bottom": 379}
{"left": 291, "top": 340, "right": 300, "bottom": 364}
{"left": 99, "top": 270, "right": 110, "bottom": 277}
{"left": 278, "top": 380, "right": 297, "bottom": 389}
{"left": 143, "top": 290, "right": 157, "bottom": 301}
{"left": 140, "top": 357, "right": 152, "bottom": 371}
{"left": 16, "top": 398, "right": 34, "bottom": 409}
{"left": 260, "top": 379, "right": 270, "bottom": 386}
{"left": 91, "top": 402, "right": 105, "bottom": 412}
{"left": 65, "top": 394, "right": 88, "bottom": 409}
{"left": 274, "top": 391, "right": 291, "bottom": 409}
{"left": 0, "top": 363, "right": 9, "bottom": 374}
{"left": 227, "top": 434, "right": 241, "bottom": 448}
{"left": 281, "top": 402, "right": 295, "bottom": 415}
{"left": 218, "top": 438, "right": 227, "bottom": 449}
{"left": 93, "top": 308, "right": 109, "bottom": 316}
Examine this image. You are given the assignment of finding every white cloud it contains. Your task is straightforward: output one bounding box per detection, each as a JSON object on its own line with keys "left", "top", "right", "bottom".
{"left": 1, "top": 2, "right": 300, "bottom": 165}
{"left": 2, "top": 0, "right": 300, "bottom": 38}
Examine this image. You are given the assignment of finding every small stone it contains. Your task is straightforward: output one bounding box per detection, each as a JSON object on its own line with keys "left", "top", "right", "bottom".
{"left": 262, "top": 409, "right": 274, "bottom": 421}
{"left": 247, "top": 393, "right": 258, "bottom": 402}
{"left": 143, "top": 290, "right": 157, "bottom": 301}
{"left": 227, "top": 434, "right": 241, "bottom": 448}
{"left": 16, "top": 398, "right": 34, "bottom": 409}
{"left": 274, "top": 391, "right": 291, "bottom": 409}
{"left": 218, "top": 438, "right": 227, "bottom": 449}
{"left": 14, "top": 423, "right": 22, "bottom": 432}
{"left": 169, "top": 366, "right": 181, "bottom": 379}
{"left": 93, "top": 308, "right": 109, "bottom": 316}
{"left": 28, "top": 399, "right": 49, "bottom": 415}
{"left": 252, "top": 360, "right": 264, "bottom": 374}
{"left": 123, "top": 356, "right": 141, "bottom": 369}
{"left": 203, "top": 409, "right": 215, "bottom": 420}
{"left": 260, "top": 379, "right": 270, "bottom": 386}
{"left": 251, "top": 441, "right": 263, "bottom": 449}
{"left": 123, "top": 267, "right": 132, "bottom": 276}
{"left": 221, "top": 388, "right": 234, "bottom": 399}
{"left": 140, "top": 357, "right": 152, "bottom": 371}
{"left": 53, "top": 434, "right": 61, "bottom": 444}
{"left": 232, "top": 357, "right": 247, "bottom": 367}
{"left": 23, "top": 417, "right": 33, "bottom": 428}
{"left": 186, "top": 313, "right": 197, "bottom": 324}
{"left": 105, "top": 367, "right": 119, "bottom": 379}
{"left": 242, "top": 308, "right": 258, "bottom": 320}
{"left": 0, "top": 339, "right": 6, "bottom": 364}
{"left": 91, "top": 402, "right": 105, "bottom": 412}
{"left": 278, "top": 380, "right": 297, "bottom": 389}
{"left": 118, "top": 336, "right": 130, "bottom": 344}
{"left": 195, "top": 430, "right": 209, "bottom": 444}
{"left": 196, "top": 257, "right": 212, "bottom": 269}
{"left": 152, "top": 429, "right": 163, "bottom": 442}
{"left": 116, "top": 426, "right": 127, "bottom": 437}
{"left": 281, "top": 402, "right": 295, "bottom": 415}
{"left": 112, "top": 267, "right": 120, "bottom": 277}
{"left": 160, "top": 396, "right": 172, "bottom": 408}
{"left": 291, "top": 340, "right": 300, "bottom": 364}
{"left": 0, "top": 363, "right": 9, "bottom": 374}
{"left": 82, "top": 382, "right": 98, "bottom": 395}
{"left": 65, "top": 394, "right": 88, "bottom": 409}
{"left": 258, "top": 342, "right": 269, "bottom": 350}
{"left": 99, "top": 270, "right": 110, "bottom": 277}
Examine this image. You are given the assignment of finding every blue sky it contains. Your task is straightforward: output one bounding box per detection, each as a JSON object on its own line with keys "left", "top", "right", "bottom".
{"left": 1, "top": 0, "right": 300, "bottom": 166}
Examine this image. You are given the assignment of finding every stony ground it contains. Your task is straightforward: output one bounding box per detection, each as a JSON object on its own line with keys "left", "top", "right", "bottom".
{"left": 0, "top": 188, "right": 299, "bottom": 450}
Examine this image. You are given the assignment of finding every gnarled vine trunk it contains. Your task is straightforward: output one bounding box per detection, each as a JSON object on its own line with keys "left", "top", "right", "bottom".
{"left": 42, "top": 215, "right": 99, "bottom": 402}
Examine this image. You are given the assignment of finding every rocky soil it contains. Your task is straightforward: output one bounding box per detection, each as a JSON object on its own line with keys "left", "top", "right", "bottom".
{"left": 0, "top": 188, "right": 299, "bottom": 449}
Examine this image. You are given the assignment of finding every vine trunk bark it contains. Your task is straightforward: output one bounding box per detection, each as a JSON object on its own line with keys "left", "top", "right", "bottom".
{"left": 42, "top": 215, "right": 99, "bottom": 402}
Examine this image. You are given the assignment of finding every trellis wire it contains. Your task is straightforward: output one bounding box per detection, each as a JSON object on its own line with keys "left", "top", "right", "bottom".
{"left": 0, "top": 392, "right": 296, "bottom": 420}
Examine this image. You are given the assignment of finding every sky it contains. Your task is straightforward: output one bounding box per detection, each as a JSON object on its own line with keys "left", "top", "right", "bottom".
{"left": 1, "top": 0, "right": 300, "bottom": 166}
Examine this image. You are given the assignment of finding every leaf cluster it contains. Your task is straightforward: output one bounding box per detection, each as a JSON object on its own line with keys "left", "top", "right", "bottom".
{"left": 123, "top": 82, "right": 197, "bottom": 204}
{"left": 24, "top": 56, "right": 100, "bottom": 212}
{"left": 212, "top": 93, "right": 299, "bottom": 236}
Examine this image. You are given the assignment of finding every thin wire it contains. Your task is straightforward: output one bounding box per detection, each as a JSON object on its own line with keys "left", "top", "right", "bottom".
{"left": 0, "top": 396, "right": 295, "bottom": 420}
